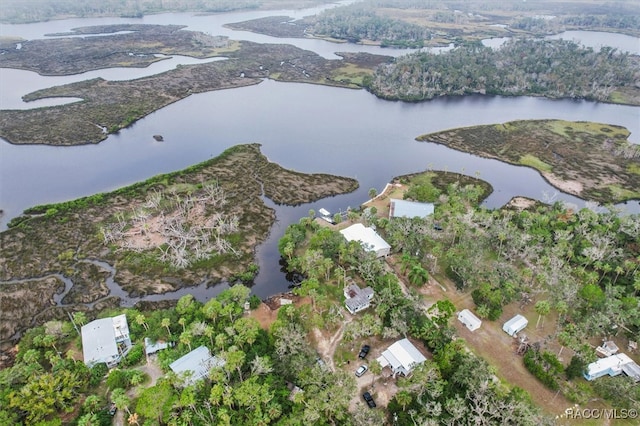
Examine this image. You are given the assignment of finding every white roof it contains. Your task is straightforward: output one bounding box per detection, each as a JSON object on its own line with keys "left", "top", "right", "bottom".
{"left": 381, "top": 338, "right": 426, "bottom": 372}
{"left": 503, "top": 314, "right": 528, "bottom": 330}
{"left": 389, "top": 199, "right": 434, "bottom": 218}
{"left": 586, "top": 353, "right": 634, "bottom": 377}
{"left": 458, "top": 309, "right": 482, "bottom": 326}
{"left": 81, "top": 314, "right": 129, "bottom": 366}
{"left": 170, "top": 346, "right": 225, "bottom": 384}
{"left": 340, "top": 223, "right": 390, "bottom": 253}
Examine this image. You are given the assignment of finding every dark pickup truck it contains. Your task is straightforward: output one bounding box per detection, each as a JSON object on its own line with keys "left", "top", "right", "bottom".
{"left": 358, "top": 344, "right": 370, "bottom": 359}
{"left": 363, "top": 391, "right": 376, "bottom": 408}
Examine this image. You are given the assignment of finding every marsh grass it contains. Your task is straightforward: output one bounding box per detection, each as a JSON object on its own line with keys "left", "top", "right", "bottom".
{"left": 417, "top": 119, "right": 640, "bottom": 203}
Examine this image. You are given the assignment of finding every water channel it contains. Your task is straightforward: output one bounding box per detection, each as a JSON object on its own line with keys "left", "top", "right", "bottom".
{"left": 1, "top": 4, "right": 639, "bottom": 302}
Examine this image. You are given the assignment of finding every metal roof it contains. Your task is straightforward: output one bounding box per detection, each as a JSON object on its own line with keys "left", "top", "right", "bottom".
{"left": 389, "top": 199, "right": 434, "bottom": 219}
{"left": 380, "top": 338, "right": 426, "bottom": 374}
{"left": 340, "top": 223, "right": 390, "bottom": 255}
{"left": 169, "top": 346, "right": 225, "bottom": 384}
{"left": 81, "top": 314, "right": 129, "bottom": 366}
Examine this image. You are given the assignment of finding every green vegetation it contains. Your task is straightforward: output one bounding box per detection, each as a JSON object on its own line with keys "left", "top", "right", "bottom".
{"left": 418, "top": 119, "right": 640, "bottom": 203}
{"left": 519, "top": 154, "right": 553, "bottom": 173}
{"left": 365, "top": 38, "right": 640, "bottom": 105}
{"left": 523, "top": 348, "right": 563, "bottom": 391}
{"left": 310, "top": 2, "right": 430, "bottom": 47}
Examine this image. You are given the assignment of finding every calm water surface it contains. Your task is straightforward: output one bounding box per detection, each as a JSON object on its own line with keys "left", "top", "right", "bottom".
{"left": 1, "top": 6, "right": 639, "bottom": 300}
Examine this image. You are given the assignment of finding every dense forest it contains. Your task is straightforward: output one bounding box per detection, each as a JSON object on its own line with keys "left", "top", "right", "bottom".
{"left": 364, "top": 38, "right": 639, "bottom": 102}
{"left": 308, "top": 2, "right": 431, "bottom": 48}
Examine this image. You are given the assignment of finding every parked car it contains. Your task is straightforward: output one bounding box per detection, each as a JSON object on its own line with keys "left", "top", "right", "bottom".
{"left": 355, "top": 365, "right": 368, "bottom": 377}
{"left": 358, "top": 344, "right": 371, "bottom": 359}
{"left": 362, "top": 392, "right": 376, "bottom": 408}
{"left": 108, "top": 404, "right": 117, "bottom": 416}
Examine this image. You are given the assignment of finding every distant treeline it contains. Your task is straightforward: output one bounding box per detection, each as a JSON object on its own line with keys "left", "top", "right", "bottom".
{"left": 0, "top": 0, "right": 328, "bottom": 23}
{"left": 364, "top": 38, "right": 639, "bottom": 102}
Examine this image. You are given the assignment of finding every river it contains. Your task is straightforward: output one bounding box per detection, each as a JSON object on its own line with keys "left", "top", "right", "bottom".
{"left": 1, "top": 5, "right": 639, "bottom": 301}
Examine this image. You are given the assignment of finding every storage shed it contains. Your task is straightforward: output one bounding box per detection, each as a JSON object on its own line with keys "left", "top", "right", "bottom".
{"left": 458, "top": 309, "right": 482, "bottom": 331}
{"left": 502, "top": 314, "right": 528, "bottom": 337}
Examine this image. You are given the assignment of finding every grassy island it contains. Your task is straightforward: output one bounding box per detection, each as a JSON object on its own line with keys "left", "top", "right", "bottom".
{"left": 417, "top": 120, "right": 640, "bottom": 203}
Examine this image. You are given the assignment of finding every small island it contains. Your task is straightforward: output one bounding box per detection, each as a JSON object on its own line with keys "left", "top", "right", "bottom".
{"left": 417, "top": 120, "right": 640, "bottom": 203}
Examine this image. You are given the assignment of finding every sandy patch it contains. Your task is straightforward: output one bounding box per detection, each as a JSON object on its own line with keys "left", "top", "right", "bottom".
{"left": 505, "top": 196, "right": 537, "bottom": 210}
{"left": 542, "top": 172, "right": 583, "bottom": 196}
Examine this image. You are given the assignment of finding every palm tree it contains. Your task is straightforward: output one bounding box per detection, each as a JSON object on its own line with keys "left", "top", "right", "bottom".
{"left": 395, "top": 390, "right": 412, "bottom": 411}
{"left": 400, "top": 253, "right": 413, "bottom": 275}
{"left": 180, "top": 331, "right": 193, "bottom": 352}
{"left": 369, "top": 360, "right": 382, "bottom": 388}
{"left": 161, "top": 317, "right": 172, "bottom": 337}
{"left": 408, "top": 264, "right": 429, "bottom": 286}
{"left": 534, "top": 300, "right": 551, "bottom": 329}
{"left": 135, "top": 314, "right": 149, "bottom": 331}
{"left": 111, "top": 388, "right": 131, "bottom": 416}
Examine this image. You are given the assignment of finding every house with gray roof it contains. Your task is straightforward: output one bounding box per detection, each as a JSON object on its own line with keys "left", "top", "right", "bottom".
{"left": 169, "top": 346, "right": 225, "bottom": 386}
{"left": 344, "top": 283, "right": 374, "bottom": 314}
{"left": 376, "top": 338, "right": 426, "bottom": 377}
{"left": 340, "top": 223, "right": 390, "bottom": 258}
{"left": 81, "top": 314, "right": 132, "bottom": 367}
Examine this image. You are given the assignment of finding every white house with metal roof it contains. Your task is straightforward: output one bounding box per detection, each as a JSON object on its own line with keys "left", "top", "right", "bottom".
{"left": 584, "top": 353, "right": 640, "bottom": 381}
{"left": 389, "top": 199, "right": 435, "bottom": 219}
{"left": 343, "top": 283, "right": 374, "bottom": 314}
{"left": 339, "top": 223, "right": 390, "bottom": 258}
{"left": 376, "top": 338, "right": 426, "bottom": 377}
{"left": 81, "top": 314, "right": 132, "bottom": 367}
{"left": 169, "top": 346, "right": 225, "bottom": 386}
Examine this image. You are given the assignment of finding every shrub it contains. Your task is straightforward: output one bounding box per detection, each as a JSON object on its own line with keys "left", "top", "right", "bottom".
{"left": 89, "top": 363, "right": 109, "bottom": 387}
{"left": 249, "top": 294, "right": 262, "bottom": 309}
{"left": 121, "top": 344, "right": 145, "bottom": 367}
{"left": 565, "top": 355, "right": 586, "bottom": 380}
{"left": 106, "top": 369, "right": 130, "bottom": 390}
{"left": 523, "top": 348, "right": 560, "bottom": 391}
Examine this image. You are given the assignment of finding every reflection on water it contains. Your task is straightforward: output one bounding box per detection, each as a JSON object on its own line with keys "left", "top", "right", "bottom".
{"left": 1, "top": 5, "right": 639, "bottom": 300}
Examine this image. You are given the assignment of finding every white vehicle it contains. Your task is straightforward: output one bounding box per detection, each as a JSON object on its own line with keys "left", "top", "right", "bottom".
{"left": 355, "top": 365, "right": 368, "bottom": 377}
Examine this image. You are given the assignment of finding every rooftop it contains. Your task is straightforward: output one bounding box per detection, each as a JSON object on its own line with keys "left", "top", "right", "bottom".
{"left": 389, "top": 199, "right": 434, "bottom": 219}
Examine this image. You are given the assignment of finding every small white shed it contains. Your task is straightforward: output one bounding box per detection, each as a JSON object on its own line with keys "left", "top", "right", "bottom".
{"left": 458, "top": 309, "right": 482, "bottom": 331}
{"left": 502, "top": 314, "right": 528, "bottom": 337}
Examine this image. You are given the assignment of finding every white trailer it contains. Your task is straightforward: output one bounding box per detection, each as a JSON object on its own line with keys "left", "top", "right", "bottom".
{"left": 502, "top": 314, "right": 528, "bottom": 337}
{"left": 457, "top": 309, "right": 482, "bottom": 331}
